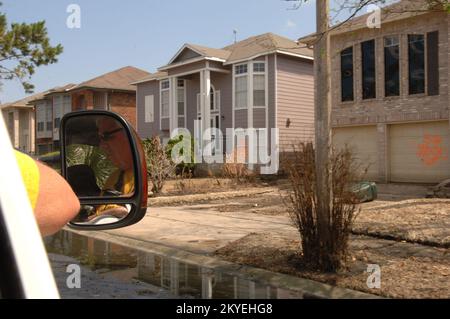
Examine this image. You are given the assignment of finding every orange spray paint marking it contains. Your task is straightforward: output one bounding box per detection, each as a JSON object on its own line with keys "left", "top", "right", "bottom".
{"left": 417, "top": 134, "right": 448, "bottom": 166}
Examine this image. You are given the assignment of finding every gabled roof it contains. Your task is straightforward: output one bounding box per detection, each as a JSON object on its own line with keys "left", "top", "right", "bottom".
{"left": 298, "top": 0, "right": 446, "bottom": 44}
{"left": 157, "top": 32, "right": 313, "bottom": 72}
{"left": 26, "top": 83, "right": 77, "bottom": 104}
{"left": 222, "top": 32, "right": 313, "bottom": 64}
{"left": 1, "top": 89, "right": 54, "bottom": 110}
{"left": 168, "top": 44, "right": 231, "bottom": 65}
{"left": 69, "top": 66, "right": 150, "bottom": 92}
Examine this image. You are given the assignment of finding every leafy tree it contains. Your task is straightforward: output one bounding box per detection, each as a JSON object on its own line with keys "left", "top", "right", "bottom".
{"left": 0, "top": 2, "right": 63, "bottom": 93}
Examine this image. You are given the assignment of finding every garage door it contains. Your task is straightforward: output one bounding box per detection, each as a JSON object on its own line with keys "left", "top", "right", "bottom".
{"left": 390, "top": 121, "right": 450, "bottom": 183}
{"left": 333, "top": 126, "right": 378, "bottom": 181}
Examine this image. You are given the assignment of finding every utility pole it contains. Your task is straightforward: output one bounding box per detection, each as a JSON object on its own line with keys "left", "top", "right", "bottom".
{"left": 314, "top": 0, "right": 333, "bottom": 249}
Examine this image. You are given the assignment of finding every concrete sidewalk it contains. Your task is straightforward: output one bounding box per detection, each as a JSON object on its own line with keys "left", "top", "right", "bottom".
{"left": 104, "top": 204, "right": 297, "bottom": 255}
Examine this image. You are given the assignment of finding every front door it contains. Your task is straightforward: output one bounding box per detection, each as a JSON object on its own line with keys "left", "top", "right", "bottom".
{"left": 197, "top": 85, "right": 221, "bottom": 155}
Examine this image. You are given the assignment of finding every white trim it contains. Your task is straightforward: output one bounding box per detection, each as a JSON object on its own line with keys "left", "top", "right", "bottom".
{"left": 207, "top": 67, "right": 230, "bottom": 74}
{"left": 233, "top": 62, "right": 249, "bottom": 111}
{"left": 275, "top": 53, "right": 278, "bottom": 129}
{"left": 131, "top": 75, "right": 167, "bottom": 85}
{"left": 159, "top": 56, "right": 206, "bottom": 71}
{"left": 224, "top": 50, "right": 313, "bottom": 65}
{"left": 252, "top": 60, "right": 267, "bottom": 109}
{"left": 169, "top": 77, "right": 177, "bottom": 135}
{"left": 205, "top": 57, "right": 227, "bottom": 63}
{"left": 232, "top": 65, "right": 235, "bottom": 130}
{"left": 135, "top": 89, "right": 138, "bottom": 131}
{"left": 159, "top": 78, "right": 170, "bottom": 131}
{"left": 265, "top": 55, "right": 269, "bottom": 133}
{"left": 159, "top": 56, "right": 227, "bottom": 72}
{"left": 134, "top": 67, "right": 229, "bottom": 86}
{"left": 248, "top": 60, "right": 253, "bottom": 129}
{"left": 175, "top": 79, "right": 187, "bottom": 128}
{"left": 276, "top": 50, "right": 314, "bottom": 61}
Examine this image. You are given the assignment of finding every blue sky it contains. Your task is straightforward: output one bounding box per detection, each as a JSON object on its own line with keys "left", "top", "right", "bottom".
{"left": 0, "top": 0, "right": 317, "bottom": 103}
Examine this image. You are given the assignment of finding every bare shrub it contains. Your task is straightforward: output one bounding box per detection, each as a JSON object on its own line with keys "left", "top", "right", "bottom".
{"left": 142, "top": 137, "right": 176, "bottom": 195}
{"left": 283, "top": 142, "right": 363, "bottom": 272}
{"left": 221, "top": 147, "right": 256, "bottom": 184}
{"left": 221, "top": 162, "right": 253, "bottom": 183}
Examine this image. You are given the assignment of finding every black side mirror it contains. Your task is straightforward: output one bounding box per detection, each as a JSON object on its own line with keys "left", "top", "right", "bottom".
{"left": 60, "top": 111, "right": 148, "bottom": 230}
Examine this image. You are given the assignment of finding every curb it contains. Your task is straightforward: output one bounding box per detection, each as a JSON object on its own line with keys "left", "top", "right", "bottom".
{"left": 65, "top": 227, "right": 381, "bottom": 299}
{"left": 148, "top": 187, "right": 277, "bottom": 207}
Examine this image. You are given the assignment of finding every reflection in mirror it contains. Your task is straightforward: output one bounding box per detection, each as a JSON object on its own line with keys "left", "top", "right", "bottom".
{"left": 72, "top": 204, "right": 132, "bottom": 225}
{"left": 64, "top": 115, "right": 135, "bottom": 198}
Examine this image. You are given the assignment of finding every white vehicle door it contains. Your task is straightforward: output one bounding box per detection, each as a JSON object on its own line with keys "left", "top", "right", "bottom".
{"left": 0, "top": 112, "right": 59, "bottom": 299}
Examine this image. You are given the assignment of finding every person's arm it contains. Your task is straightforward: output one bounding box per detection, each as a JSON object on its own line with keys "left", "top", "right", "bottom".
{"left": 34, "top": 161, "right": 80, "bottom": 236}
{"left": 15, "top": 151, "right": 80, "bottom": 236}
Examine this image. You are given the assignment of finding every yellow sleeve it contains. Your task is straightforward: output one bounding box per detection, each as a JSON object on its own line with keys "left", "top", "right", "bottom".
{"left": 14, "top": 151, "right": 40, "bottom": 209}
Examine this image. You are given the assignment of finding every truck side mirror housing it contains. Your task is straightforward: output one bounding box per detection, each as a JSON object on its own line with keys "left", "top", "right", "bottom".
{"left": 60, "top": 111, "right": 148, "bottom": 230}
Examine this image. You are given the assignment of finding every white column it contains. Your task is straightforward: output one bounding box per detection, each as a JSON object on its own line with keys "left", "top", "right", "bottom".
{"left": 30, "top": 111, "right": 35, "bottom": 154}
{"left": 201, "top": 69, "right": 211, "bottom": 155}
{"left": 13, "top": 110, "right": 19, "bottom": 148}
{"left": 169, "top": 77, "right": 178, "bottom": 136}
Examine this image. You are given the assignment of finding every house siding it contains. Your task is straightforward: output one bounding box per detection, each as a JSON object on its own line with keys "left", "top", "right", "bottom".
{"left": 276, "top": 55, "right": 315, "bottom": 149}
{"left": 235, "top": 109, "right": 248, "bottom": 128}
{"left": 136, "top": 81, "right": 160, "bottom": 138}
{"left": 253, "top": 108, "right": 266, "bottom": 128}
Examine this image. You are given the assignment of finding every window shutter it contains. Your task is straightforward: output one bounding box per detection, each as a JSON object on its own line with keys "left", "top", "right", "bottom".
{"left": 215, "top": 90, "right": 221, "bottom": 110}
{"left": 145, "top": 95, "right": 154, "bottom": 123}
{"left": 427, "top": 31, "right": 439, "bottom": 96}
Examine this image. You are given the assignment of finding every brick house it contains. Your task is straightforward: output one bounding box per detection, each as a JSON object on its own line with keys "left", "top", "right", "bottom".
{"left": 69, "top": 66, "right": 150, "bottom": 128}
{"left": 300, "top": 0, "right": 450, "bottom": 183}
{"left": 132, "top": 33, "right": 314, "bottom": 169}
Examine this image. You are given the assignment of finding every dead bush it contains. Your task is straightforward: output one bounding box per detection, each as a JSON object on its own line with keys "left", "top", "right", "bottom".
{"left": 142, "top": 137, "right": 176, "bottom": 195}
{"left": 221, "top": 148, "right": 256, "bottom": 184}
{"left": 283, "top": 142, "right": 363, "bottom": 272}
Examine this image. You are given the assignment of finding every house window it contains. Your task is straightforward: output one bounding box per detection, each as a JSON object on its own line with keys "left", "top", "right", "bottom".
{"left": 408, "top": 34, "right": 425, "bottom": 95}
{"left": 341, "top": 47, "right": 354, "bottom": 102}
{"left": 235, "top": 64, "right": 248, "bottom": 75}
{"left": 177, "top": 79, "right": 185, "bottom": 117}
{"left": 197, "top": 86, "right": 220, "bottom": 115}
{"left": 361, "top": 40, "right": 376, "bottom": 99}
{"left": 253, "top": 62, "right": 265, "bottom": 73}
{"left": 384, "top": 36, "right": 400, "bottom": 97}
{"left": 45, "top": 103, "right": 52, "bottom": 131}
{"left": 253, "top": 62, "right": 266, "bottom": 107}
{"left": 427, "top": 31, "right": 439, "bottom": 96}
{"left": 54, "top": 118, "right": 61, "bottom": 129}
{"left": 210, "top": 87, "right": 215, "bottom": 111}
{"left": 160, "top": 79, "right": 170, "bottom": 118}
{"left": 234, "top": 64, "right": 248, "bottom": 109}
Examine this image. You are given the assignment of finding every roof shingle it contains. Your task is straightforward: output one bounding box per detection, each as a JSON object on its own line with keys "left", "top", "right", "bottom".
{"left": 69, "top": 66, "right": 150, "bottom": 92}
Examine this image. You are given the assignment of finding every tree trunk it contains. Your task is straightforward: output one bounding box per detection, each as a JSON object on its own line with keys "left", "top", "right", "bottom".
{"left": 314, "top": 0, "right": 333, "bottom": 269}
